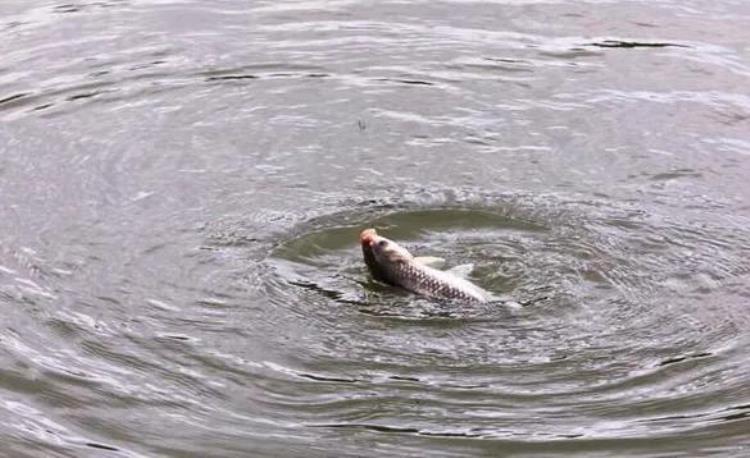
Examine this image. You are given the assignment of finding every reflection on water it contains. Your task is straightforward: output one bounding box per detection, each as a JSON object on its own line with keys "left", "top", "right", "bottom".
{"left": 1, "top": 0, "right": 749, "bottom": 456}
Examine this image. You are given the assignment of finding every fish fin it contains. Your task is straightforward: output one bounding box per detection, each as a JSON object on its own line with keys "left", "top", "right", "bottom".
{"left": 446, "top": 263, "right": 474, "bottom": 279}
{"left": 413, "top": 256, "right": 446, "bottom": 269}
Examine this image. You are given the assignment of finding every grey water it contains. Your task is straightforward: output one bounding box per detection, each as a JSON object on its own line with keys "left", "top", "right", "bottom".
{"left": 1, "top": 0, "right": 750, "bottom": 456}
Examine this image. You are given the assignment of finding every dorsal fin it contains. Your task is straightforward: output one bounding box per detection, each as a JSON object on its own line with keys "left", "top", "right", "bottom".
{"left": 446, "top": 263, "right": 474, "bottom": 279}
{"left": 413, "top": 256, "right": 446, "bottom": 269}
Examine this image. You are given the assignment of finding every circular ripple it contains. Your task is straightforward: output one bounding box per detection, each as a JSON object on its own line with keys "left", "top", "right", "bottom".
{"left": 253, "top": 190, "right": 750, "bottom": 442}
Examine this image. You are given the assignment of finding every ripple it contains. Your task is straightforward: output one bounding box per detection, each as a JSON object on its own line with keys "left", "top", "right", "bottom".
{"left": 2, "top": 0, "right": 750, "bottom": 454}
{"left": 237, "top": 189, "right": 750, "bottom": 445}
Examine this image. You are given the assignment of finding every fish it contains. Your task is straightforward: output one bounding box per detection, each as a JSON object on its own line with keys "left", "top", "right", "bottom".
{"left": 359, "top": 228, "right": 492, "bottom": 303}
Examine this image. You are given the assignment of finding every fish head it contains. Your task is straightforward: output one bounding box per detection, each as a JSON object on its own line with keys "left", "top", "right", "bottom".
{"left": 360, "top": 229, "right": 412, "bottom": 263}
{"left": 359, "top": 228, "right": 412, "bottom": 283}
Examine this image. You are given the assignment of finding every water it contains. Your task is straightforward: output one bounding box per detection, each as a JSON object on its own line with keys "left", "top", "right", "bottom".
{"left": 1, "top": 0, "right": 749, "bottom": 456}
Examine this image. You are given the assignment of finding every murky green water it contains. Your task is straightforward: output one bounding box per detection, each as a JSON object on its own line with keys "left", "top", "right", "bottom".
{"left": 1, "top": 1, "right": 749, "bottom": 456}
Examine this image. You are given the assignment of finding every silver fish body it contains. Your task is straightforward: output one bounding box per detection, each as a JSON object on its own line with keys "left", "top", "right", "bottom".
{"left": 360, "top": 228, "right": 491, "bottom": 303}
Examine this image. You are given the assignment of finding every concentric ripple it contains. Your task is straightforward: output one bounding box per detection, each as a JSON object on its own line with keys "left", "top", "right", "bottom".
{"left": 2, "top": 0, "right": 750, "bottom": 456}
{"left": 255, "top": 190, "right": 750, "bottom": 448}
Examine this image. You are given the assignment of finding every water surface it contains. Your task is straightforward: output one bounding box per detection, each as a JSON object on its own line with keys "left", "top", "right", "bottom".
{"left": 1, "top": 0, "right": 749, "bottom": 456}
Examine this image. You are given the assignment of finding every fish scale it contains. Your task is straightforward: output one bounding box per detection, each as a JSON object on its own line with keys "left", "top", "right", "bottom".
{"left": 393, "top": 261, "right": 487, "bottom": 302}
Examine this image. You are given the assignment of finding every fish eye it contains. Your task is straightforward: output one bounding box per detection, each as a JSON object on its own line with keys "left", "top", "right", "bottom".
{"left": 377, "top": 240, "right": 387, "bottom": 247}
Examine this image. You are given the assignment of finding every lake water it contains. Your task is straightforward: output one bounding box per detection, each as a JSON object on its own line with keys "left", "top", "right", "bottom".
{"left": 1, "top": 1, "right": 749, "bottom": 456}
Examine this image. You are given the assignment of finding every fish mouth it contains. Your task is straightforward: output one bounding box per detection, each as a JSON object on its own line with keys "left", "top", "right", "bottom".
{"left": 360, "top": 228, "right": 390, "bottom": 284}
{"left": 359, "top": 228, "right": 378, "bottom": 247}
